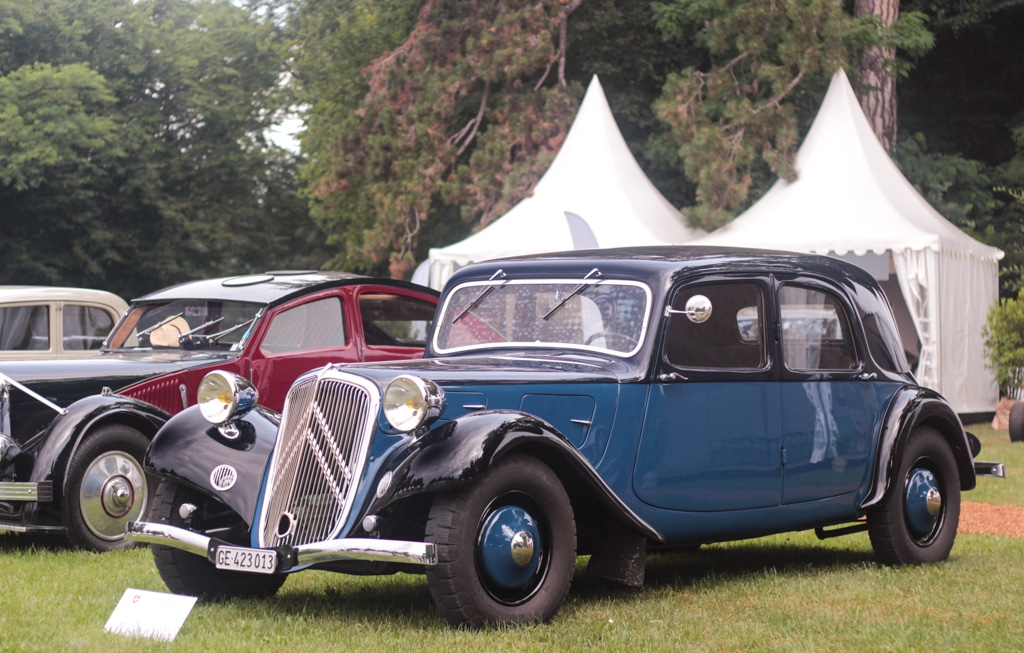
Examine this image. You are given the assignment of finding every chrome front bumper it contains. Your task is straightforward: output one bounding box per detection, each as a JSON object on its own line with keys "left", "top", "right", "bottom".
{"left": 125, "top": 521, "right": 437, "bottom": 570}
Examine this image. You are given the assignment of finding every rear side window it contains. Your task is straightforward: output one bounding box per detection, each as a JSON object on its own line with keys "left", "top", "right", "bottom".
{"left": 0, "top": 305, "right": 49, "bottom": 350}
{"left": 359, "top": 293, "right": 435, "bottom": 347}
{"left": 779, "top": 285, "right": 856, "bottom": 371}
{"left": 63, "top": 305, "right": 115, "bottom": 350}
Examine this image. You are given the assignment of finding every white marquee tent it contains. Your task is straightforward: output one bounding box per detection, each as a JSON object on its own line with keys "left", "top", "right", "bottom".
{"left": 693, "top": 69, "right": 1003, "bottom": 414}
{"left": 425, "top": 76, "right": 701, "bottom": 290}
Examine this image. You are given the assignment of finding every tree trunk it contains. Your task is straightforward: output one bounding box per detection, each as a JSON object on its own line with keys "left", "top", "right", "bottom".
{"left": 854, "top": 0, "right": 899, "bottom": 151}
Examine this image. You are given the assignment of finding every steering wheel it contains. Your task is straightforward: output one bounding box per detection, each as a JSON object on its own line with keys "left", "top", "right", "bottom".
{"left": 584, "top": 330, "right": 638, "bottom": 350}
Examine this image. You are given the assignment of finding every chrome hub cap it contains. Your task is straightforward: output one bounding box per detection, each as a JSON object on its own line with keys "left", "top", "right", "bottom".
{"left": 478, "top": 504, "right": 542, "bottom": 594}
{"left": 904, "top": 467, "right": 942, "bottom": 541}
{"left": 79, "top": 450, "right": 147, "bottom": 541}
{"left": 510, "top": 530, "right": 536, "bottom": 566}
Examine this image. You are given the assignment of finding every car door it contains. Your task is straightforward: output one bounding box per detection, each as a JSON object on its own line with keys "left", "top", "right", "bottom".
{"left": 247, "top": 290, "right": 358, "bottom": 412}
{"left": 634, "top": 278, "right": 783, "bottom": 512}
{"left": 354, "top": 287, "right": 437, "bottom": 362}
{"left": 774, "top": 278, "right": 901, "bottom": 504}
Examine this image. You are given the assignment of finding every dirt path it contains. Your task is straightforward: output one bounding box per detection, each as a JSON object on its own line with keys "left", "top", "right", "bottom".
{"left": 960, "top": 501, "right": 1024, "bottom": 538}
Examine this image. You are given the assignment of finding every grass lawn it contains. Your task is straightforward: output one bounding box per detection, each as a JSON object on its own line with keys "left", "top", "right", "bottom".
{"left": 0, "top": 422, "right": 1020, "bottom": 652}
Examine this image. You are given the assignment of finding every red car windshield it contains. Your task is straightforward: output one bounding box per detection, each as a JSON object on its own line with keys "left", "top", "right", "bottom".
{"left": 106, "top": 300, "right": 263, "bottom": 352}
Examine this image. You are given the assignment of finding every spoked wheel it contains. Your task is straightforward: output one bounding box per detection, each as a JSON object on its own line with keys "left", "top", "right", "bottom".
{"left": 63, "top": 425, "right": 152, "bottom": 552}
{"left": 150, "top": 480, "right": 285, "bottom": 600}
{"left": 425, "top": 454, "right": 576, "bottom": 628}
{"left": 868, "top": 426, "right": 961, "bottom": 564}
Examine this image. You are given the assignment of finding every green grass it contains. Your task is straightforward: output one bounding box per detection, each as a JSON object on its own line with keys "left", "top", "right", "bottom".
{"left": 2, "top": 527, "right": 1023, "bottom": 652}
{"left": 1, "top": 423, "right": 1020, "bottom": 652}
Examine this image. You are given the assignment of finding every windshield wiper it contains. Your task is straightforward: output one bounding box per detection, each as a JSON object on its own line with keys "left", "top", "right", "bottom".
{"left": 453, "top": 269, "right": 507, "bottom": 323}
{"left": 206, "top": 316, "right": 257, "bottom": 344}
{"left": 137, "top": 312, "right": 184, "bottom": 337}
{"left": 542, "top": 268, "right": 601, "bottom": 321}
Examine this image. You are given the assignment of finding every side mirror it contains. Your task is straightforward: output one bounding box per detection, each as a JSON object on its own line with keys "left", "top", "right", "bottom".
{"left": 664, "top": 294, "right": 713, "bottom": 323}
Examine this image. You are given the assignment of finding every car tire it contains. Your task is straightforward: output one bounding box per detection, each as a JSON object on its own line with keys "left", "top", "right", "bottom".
{"left": 62, "top": 424, "right": 152, "bottom": 552}
{"left": 867, "top": 426, "right": 960, "bottom": 565}
{"left": 1009, "top": 402, "right": 1024, "bottom": 442}
{"left": 424, "top": 453, "right": 576, "bottom": 628}
{"left": 150, "top": 480, "right": 285, "bottom": 600}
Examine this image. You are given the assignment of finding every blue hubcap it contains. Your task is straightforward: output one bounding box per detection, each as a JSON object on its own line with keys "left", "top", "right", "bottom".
{"left": 478, "top": 505, "right": 542, "bottom": 592}
{"left": 904, "top": 467, "right": 942, "bottom": 541}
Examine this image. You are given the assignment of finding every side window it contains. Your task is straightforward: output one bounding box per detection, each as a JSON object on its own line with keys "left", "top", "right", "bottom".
{"left": 359, "top": 293, "right": 435, "bottom": 347}
{"left": 0, "top": 305, "right": 49, "bottom": 350}
{"left": 665, "top": 282, "right": 766, "bottom": 369}
{"left": 260, "top": 297, "right": 346, "bottom": 355}
{"left": 779, "top": 285, "right": 856, "bottom": 370}
{"left": 63, "top": 305, "right": 116, "bottom": 350}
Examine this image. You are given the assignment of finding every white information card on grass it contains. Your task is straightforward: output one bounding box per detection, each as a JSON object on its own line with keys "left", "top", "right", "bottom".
{"left": 104, "top": 588, "right": 197, "bottom": 642}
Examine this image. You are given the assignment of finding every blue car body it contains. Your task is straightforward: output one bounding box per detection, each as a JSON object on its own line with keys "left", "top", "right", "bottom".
{"left": 128, "top": 246, "right": 1002, "bottom": 628}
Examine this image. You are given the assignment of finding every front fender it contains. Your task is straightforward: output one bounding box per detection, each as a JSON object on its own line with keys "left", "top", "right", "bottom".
{"left": 31, "top": 394, "right": 168, "bottom": 492}
{"left": 146, "top": 405, "right": 280, "bottom": 529}
{"left": 860, "top": 385, "right": 975, "bottom": 511}
{"left": 368, "top": 410, "right": 664, "bottom": 543}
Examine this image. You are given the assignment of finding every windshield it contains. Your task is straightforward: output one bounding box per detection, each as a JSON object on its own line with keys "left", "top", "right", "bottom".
{"left": 106, "top": 299, "right": 264, "bottom": 352}
{"left": 433, "top": 279, "right": 651, "bottom": 356}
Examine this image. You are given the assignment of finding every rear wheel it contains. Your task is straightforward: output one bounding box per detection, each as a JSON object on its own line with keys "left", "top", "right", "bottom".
{"left": 424, "top": 454, "right": 576, "bottom": 628}
{"left": 868, "top": 426, "right": 960, "bottom": 564}
{"left": 62, "top": 424, "right": 152, "bottom": 552}
{"left": 150, "top": 480, "right": 285, "bottom": 599}
{"left": 1009, "top": 402, "right": 1024, "bottom": 442}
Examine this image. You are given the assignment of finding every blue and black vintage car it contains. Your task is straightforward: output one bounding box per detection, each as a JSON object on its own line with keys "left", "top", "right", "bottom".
{"left": 127, "top": 247, "right": 1003, "bottom": 628}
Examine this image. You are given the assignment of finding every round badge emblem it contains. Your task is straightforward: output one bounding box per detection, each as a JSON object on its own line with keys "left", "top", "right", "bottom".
{"left": 210, "top": 464, "right": 238, "bottom": 491}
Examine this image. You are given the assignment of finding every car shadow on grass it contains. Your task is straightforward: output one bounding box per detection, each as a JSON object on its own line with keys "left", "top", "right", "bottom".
{"left": 228, "top": 540, "right": 877, "bottom": 628}
{"left": 569, "top": 540, "right": 877, "bottom": 603}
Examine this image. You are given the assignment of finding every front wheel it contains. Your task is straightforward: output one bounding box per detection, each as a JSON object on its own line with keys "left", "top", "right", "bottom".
{"left": 868, "top": 426, "right": 961, "bottom": 564}
{"left": 62, "top": 424, "right": 152, "bottom": 552}
{"left": 150, "top": 480, "right": 285, "bottom": 600}
{"left": 424, "top": 453, "right": 577, "bottom": 628}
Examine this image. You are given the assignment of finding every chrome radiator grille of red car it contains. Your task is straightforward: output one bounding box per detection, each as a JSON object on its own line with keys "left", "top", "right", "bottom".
{"left": 258, "top": 371, "right": 378, "bottom": 548}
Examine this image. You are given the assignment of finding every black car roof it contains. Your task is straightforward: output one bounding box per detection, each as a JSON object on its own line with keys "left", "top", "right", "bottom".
{"left": 445, "top": 246, "right": 875, "bottom": 289}
{"left": 134, "top": 271, "right": 434, "bottom": 306}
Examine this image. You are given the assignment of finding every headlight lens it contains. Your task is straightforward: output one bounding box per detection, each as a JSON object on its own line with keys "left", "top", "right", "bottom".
{"left": 197, "top": 370, "right": 258, "bottom": 425}
{"left": 383, "top": 375, "right": 444, "bottom": 432}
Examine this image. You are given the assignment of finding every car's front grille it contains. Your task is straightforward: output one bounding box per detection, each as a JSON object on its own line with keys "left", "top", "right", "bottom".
{"left": 258, "top": 370, "right": 378, "bottom": 548}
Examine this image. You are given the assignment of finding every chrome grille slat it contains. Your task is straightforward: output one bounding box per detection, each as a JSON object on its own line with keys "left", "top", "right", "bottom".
{"left": 259, "top": 372, "right": 377, "bottom": 548}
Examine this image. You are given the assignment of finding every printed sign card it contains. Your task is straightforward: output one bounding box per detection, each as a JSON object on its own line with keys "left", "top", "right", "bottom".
{"left": 104, "top": 588, "right": 197, "bottom": 642}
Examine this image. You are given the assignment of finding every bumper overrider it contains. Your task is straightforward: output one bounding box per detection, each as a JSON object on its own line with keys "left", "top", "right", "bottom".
{"left": 125, "top": 520, "right": 436, "bottom": 572}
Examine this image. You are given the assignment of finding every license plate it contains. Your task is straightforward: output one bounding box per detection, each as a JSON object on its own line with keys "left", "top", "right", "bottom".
{"left": 213, "top": 545, "right": 277, "bottom": 574}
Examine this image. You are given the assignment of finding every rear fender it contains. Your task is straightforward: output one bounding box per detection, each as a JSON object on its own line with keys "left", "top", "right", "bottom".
{"left": 366, "top": 410, "right": 664, "bottom": 543}
{"left": 145, "top": 405, "right": 280, "bottom": 529}
{"left": 860, "top": 386, "right": 975, "bottom": 511}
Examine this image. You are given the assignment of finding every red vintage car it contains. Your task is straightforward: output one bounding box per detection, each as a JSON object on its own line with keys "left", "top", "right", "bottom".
{"left": 0, "top": 271, "right": 438, "bottom": 551}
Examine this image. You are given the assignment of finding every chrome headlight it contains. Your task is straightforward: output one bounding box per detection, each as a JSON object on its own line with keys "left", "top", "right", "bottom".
{"left": 197, "top": 370, "right": 258, "bottom": 425}
{"left": 383, "top": 375, "right": 445, "bottom": 433}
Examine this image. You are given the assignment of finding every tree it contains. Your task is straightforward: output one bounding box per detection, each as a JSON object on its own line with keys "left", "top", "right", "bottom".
{"left": 649, "top": 0, "right": 933, "bottom": 230}
{"left": 0, "top": 0, "right": 321, "bottom": 297}
{"left": 296, "top": 0, "right": 583, "bottom": 279}
{"left": 854, "top": 0, "right": 900, "bottom": 151}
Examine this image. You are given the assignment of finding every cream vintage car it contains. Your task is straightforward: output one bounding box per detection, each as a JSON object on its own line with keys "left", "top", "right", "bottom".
{"left": 0, "top": 286, "right": 128, "bottom": 359}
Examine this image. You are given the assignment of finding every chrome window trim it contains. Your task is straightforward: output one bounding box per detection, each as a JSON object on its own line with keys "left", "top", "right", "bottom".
{"left": 432, "top": 278, "right": 652, "bottom": 358}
